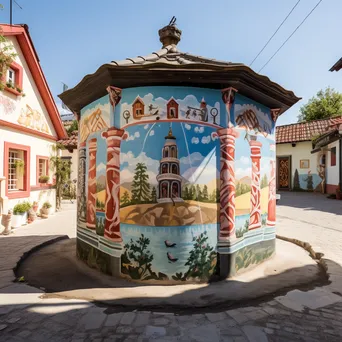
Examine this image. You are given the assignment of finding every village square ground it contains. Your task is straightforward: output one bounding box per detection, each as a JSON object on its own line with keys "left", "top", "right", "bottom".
{"left": 0, "top": 192, "right": 342, "bottom": 342}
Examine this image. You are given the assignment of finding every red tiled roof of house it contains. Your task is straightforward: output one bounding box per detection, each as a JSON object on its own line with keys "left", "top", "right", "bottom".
{"left": 58, "top": 130, "right": 78, "bottom": 148}
{"left": 276, "top": 116, "right": 342, "bottom": 144}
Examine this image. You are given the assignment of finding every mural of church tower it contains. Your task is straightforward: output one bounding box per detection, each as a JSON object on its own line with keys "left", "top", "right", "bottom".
{"left": 156, "top": 126, "right": 183, "bottom": 203}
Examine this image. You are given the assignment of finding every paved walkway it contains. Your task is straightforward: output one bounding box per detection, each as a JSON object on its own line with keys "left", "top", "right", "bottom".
{"left": 0, "top": 194, "right": 342, "bottom": 341}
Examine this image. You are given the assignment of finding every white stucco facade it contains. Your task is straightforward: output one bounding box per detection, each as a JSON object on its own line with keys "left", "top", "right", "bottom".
{"left": 0, "top": 31, "right": 61, "bottom": 214}
{"left": 326, "top": 140, "right": 340, "bottom": 187}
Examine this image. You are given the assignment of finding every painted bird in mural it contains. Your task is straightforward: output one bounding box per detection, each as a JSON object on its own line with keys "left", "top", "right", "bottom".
{"left": 164, "top": 240, "right": 177, "bottom": 248}
{"left": 167, "top": 252, "right": 178, "bottom": 263}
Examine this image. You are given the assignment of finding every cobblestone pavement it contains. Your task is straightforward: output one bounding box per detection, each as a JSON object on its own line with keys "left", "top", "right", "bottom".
{"left": 0, "top": 194, "right": 342, "bottom": 341}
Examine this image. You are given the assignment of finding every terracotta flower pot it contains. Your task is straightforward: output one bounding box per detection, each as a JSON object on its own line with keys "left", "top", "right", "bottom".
{"left": 1, "top": 214, "right": 12, "bottom": 235}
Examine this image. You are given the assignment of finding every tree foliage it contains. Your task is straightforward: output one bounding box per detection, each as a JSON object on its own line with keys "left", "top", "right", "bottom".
{"left": 298, "top": 87, "right": 342, "bottom": 122}
{"left": 0, "top": 8, "right": 17, "bottom": 91}
{"left": 50, "top": 146, "right": 72, "bottom": 210}
{"left": 66, "top": 120, "right": 78, "bottom": 136}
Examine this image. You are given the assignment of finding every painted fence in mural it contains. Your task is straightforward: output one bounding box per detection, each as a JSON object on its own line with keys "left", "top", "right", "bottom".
{"left": 76, "top": 86, "right": 277, "bottom": 282}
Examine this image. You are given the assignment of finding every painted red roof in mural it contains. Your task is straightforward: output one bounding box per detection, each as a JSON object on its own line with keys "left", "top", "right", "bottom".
{"left": 276, "top": 116, "right": 342, "bottom": 144}
{"left": 1, "top": 24, "right": 67, "bottom": 139}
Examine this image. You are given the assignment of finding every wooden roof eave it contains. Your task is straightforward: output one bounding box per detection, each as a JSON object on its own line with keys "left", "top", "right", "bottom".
{"left": 59, "top": 63, "right": 300, "bottom": 114}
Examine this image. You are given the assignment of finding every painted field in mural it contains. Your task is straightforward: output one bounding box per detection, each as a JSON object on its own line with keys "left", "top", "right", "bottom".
{"left": 76, "top": 86, "right": 277, "bottom": 282}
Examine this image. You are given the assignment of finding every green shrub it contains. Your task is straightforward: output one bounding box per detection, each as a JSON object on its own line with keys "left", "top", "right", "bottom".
{"left": 13, "top": 201, "right": 31, "bottom": 215}
{"left": 39, "top": 175, "right": 50, "bottom": 183}
{"left": 42, "top": 201, "right": 52, "bottom": 209}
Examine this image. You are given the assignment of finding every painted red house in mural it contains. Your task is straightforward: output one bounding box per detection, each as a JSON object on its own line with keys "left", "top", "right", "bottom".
{"left": 0, "top": 24, "right": 67, "bottom": 224}
{"left": 167, "top": 98, "right": 179, "bottom": 119}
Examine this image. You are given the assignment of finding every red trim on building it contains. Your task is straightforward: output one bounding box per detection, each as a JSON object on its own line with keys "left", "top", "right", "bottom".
{"left": 36, "top": 155, "right": 50, "bottom": 186}
{"left": 1, "top": 24, "right": 67, "bottom": 139}
{"left": 0, "top": 119, "right": 58, "bottom": 141}
{"left": 326, "top": 184, "right": 338, "bottom": 194}
{"left": 4, "top": 142, "right": 31, "bottom": 199}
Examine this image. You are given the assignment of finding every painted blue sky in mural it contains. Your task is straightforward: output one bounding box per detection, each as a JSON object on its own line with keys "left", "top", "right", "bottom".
{"left": 120, "top": 122, "right": 220, "bottom": 186}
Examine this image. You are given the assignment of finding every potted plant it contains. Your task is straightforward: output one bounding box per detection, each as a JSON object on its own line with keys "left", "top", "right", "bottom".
{"left": 32, "top": 201, "right": 39, "bottom": 212}
{"left": 39, "top": 175, "right": 50, "bottom": 184}
{"left": 12, "top": 202, "right": 31, "bottom": 228}
{"left": 27, "top": 208, "right": 37, "bottom": 224}
{"left": 336, "top": 184, "right": 341, "bottom": 200}
{"left": 40, "top": 201, "right": 52, "bottom": 218}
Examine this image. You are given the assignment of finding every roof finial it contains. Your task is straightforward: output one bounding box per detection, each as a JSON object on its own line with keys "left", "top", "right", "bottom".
{"left": 159, "top": 18, "right": 182, "bottom": 48}
{"left": 169, "top": 16, "right": 177, "bottom": 26}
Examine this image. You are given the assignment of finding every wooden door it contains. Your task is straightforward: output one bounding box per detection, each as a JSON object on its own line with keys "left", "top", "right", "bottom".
{"left": 277, "top": 156, "right": 291, "bottom": 190}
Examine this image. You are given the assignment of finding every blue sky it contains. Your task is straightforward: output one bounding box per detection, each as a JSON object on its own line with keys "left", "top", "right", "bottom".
{"left": 2, "top": 0, "right": 341, "bottom": 126}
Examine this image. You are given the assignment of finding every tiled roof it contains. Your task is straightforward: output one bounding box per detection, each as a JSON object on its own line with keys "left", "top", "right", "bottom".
{"left": 276, "top": 117, "right": 342, "bottom": 144}
{"left": 58, "top": 130, "right": 78, "bottom": 148}
{"left": 110, "top": 44, "right": 243, "bottom": 68}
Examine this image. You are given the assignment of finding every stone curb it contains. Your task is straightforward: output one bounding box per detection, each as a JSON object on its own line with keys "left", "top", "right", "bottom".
{"left": 276, "top": 235, "right": 328, "bottom": 275}
{"left": 12, "top": 235, "right": 69, "bottom": 280}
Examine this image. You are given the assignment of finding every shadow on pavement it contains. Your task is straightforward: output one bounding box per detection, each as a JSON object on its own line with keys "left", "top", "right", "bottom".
{"left": 4, "top": 237, "right": 336, "bottom": 314}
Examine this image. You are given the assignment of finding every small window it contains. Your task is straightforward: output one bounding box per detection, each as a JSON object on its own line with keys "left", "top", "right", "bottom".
{"left": 331, "top": 147, "right": 336, "bottom": 166}
{"left": 7, "top": 68, "right": 15, "bottom": 85}
{"left": 38, "top": 159, "right": 48, "bottom": 177}
{"left": 8, "top": 149, "right": 25, "bottom": 191}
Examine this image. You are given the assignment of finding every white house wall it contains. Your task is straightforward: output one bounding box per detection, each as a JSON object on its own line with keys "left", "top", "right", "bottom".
{"left": 326, "top": 140, "right": 340, "bottom": 189}
{"left": 0, "top": 128, "right": 57, "bottom": 211}
{"left": 0, "top": 36, "right": 57, "bottom": 137}
{"left": 276, "top": 141, "right": 321, "bottom": 191}
{"left": 0, "top": 35, "right": 58, "bottom": 213}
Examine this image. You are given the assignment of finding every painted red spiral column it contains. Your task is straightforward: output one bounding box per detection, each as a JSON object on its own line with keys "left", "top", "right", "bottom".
{"left": 249, "top": 138, "right": 262, "bottom": 230}
{"left": 267, "top": 144, "right": 276, "bottom": 226}
{"left": 217, "top": 127, "right": 240, "bottom": 241}
{"left": 102, "top": 127, "right": 125, "bottom": 242}
{"left": 86, "top": 138, "right": 97, "bottom": 229}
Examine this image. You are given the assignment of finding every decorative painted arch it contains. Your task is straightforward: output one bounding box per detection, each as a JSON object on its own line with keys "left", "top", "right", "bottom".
{"left": 160, "top": 181, "right": 169, "bottom": 198}
{"left": 170, "top": 146, "right": 177, "bottom": 158}
{"left": 171, "top": 163, "right": 178, "bottom": 174}
{"left": 171, "top": 181, "right": 180, "bottom": 198}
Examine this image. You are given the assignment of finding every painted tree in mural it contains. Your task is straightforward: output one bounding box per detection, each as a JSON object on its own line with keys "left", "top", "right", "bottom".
{"left": 185, "top": 231, "right": 216, "bottom": 281}
{"left": 202, "top": 185, "right": 209, "bottom": 202}
{"left": 293, "top": 169, "right": 301, "bottom": 190}
{"left": 183, "top": 187, "right": 190, "bottom": 200}
{"left": 304, "top": 172, "right": 314, "bottom": 191}
{"left": 121, "top": 191, "right": 130, "bottom": 206}
{"left": 235, "top": 183, "right": 251, "bottom": 196}
{"left": 131, "top": 163, "right": 150, "bottom": 204}
{"left": 190, "top": 185, "right": 196, "bottom": 200}
{"left": 151, "top": 187, "right": 157, "bottom": 203}
{"left": 196, "top": 185, "right": 203, "bottom": 201}
{"left": 261, "top": 174, "right": 268, "bottom": 189}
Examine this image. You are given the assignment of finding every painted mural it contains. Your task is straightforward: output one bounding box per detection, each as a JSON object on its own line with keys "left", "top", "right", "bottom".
{"left": 0, "top": 93, "right": 51, "bottom": 135}
{"left": 76, "top": 86, "right": 277, "bottom": 282}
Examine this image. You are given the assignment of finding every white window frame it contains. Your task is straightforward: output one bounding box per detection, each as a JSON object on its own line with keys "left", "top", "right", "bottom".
{"left": 7, "top": 68, "right": 15, "bottom": 85}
